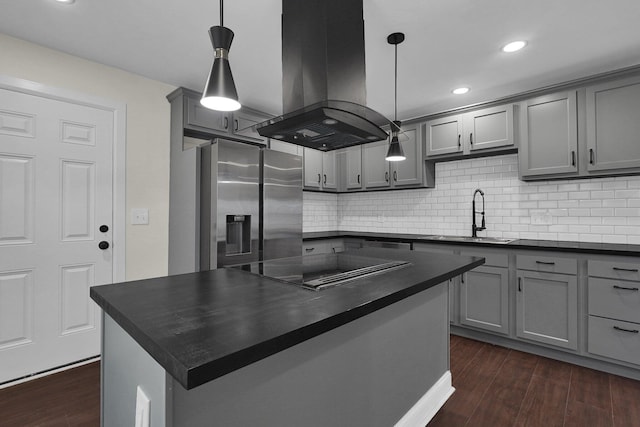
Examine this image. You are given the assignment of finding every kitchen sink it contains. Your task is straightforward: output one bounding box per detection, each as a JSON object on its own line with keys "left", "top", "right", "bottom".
{"left": 423, "top": 235, "right": 517, "bottom": 244}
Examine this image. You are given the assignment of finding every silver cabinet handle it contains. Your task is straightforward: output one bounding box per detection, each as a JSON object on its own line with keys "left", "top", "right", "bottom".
{"left": 317, "top": 173, "right": 321, "bottom": 184}
{"left": 589, "top": 148, "right": 595, "bottom": 164}
{"left": 458, "top": 134, "right": 461, "bottom": 149}
{"left": 536, "top": 261, "right": 555, "bottom": 265}
{"left": 323, "top": 174, "right": 327, "bottom": 185}
{"left": 469, "top": 132, "right": 473, "bottom": 145}
{"left": 357, "top": 174, "right": 360, "bottom": 184}
{"left": 571, "top": 151, "right": 576, "bottom": 166}
{"left": 393, "top": 170, "right": 398, "bottom": 181}
{"left": 305, "top": 247, "right": 315, "bottom": 252}
{"left": 518, "top": 277, "right": 522, "bottom": 292}
{"left": 234, "top": 119, "right": 239, "bottom": 132}
{"left": 224, "top": 117, "right": 229, "bottom": 129}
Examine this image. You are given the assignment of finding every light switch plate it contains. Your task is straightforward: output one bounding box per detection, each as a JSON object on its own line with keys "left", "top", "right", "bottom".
{"left": 131, "top": 208, "right": 149, "bottom": 225}
{"left": 135, "top": 385, "right": 150, "bottom": 427}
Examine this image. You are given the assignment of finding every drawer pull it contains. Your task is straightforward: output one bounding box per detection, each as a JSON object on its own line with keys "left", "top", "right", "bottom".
{"left": 518, "top": 277, "right": 522, "bottom": 292}
{"left": 613, "top": 285, "right": 639, "bottom": 291}
{"left": 535, "top": 261, "right": 555, "bottom": 265}
{"left": 305, "top": 247, "right": 315, "bottom": 252}
{"left": 613, "top": 326, "right": 639, "bottom": 334}
{"left": 612, "top": 267, "right": 639, "bottom": 272}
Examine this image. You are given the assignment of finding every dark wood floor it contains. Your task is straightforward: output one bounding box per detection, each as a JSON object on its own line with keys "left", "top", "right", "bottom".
{"left": 1, "top": 337, "right": 639, "bottom": 426}
{"left": 428, "top": 335, "right": 640, "bottom": 427}
{"left": 0, "top": 362, "right": 100, "bottom": 427}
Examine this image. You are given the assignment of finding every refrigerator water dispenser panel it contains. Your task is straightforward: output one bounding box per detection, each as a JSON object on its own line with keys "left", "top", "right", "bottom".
{"left": 226, "top": 215, "right": 251, "bottom": 255}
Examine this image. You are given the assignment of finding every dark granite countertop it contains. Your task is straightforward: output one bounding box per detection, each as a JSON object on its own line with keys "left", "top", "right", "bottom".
{"left": 90, "top": 247, "right": 483, "bottom": 390}
{"left": 304, "top": 231, "right": 640, "bottom": 256}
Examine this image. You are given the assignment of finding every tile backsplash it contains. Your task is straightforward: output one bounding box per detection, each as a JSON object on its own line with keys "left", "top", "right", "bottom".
{"left": 303, "top": 153, "right": 640, "bottom": 244}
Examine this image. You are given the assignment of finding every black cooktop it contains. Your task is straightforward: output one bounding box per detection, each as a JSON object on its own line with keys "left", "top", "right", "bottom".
{"left": 230, "top": 253, "right": 411, "bottom": 290}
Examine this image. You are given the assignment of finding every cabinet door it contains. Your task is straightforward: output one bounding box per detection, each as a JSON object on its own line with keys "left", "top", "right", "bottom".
{"left": 586, "top": 76, "right": 640, "bottom": 172}
{"left": 392, "top": 124, "right": 423, "bottom": 187}
{"left": 460, "top": 266, "right": 509, "bottom": 335}
{"left": 303, "top": 148, "right": 323, "bottom": 189}
{"left": 425, "top": 115, "right": 462, "bottom": 157}
{"left": 232, "top": 108, "right": 270, "bottom": 143}
{"left": 516, "top": 270, "right": 578, "bottom": 350}
{"left": 519, "top": 92, "right": 578, "bottom": 178}
{"left": 464, "top": 104, "right": 514, "bottom": 152}
{"left": 322, "top": 151, "right": 337, "bottom": 190}
{"left": 363, "top": 140, "right": 391, "bottom": 189}
{"left": 345, "top": 146, "right": 362, "bottom": 189}
{"left": 270, "top": 140, "right": 303, "bottom": 156}
{"left": 185, "top": 96, "right": 229, "bottom": 132}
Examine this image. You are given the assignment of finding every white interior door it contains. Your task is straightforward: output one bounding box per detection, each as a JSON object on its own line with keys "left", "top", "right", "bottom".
{"left": 0, "top": 87, "right": 114, "bottom": 384}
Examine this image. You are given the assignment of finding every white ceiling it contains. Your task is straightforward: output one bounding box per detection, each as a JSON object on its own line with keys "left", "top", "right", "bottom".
{"left": 2, "top": 0, "right": 640, "bottom": 121}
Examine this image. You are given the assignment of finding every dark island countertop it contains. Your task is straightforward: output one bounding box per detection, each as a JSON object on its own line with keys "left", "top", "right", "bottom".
{"left": 304, "top": 231, "right": 640, "bottom": 256}
{"left": 90, "top": 247, "right": 483, "bottom": 390}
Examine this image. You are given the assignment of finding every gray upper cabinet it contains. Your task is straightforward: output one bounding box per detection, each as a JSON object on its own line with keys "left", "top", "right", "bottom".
{"left": 586, "top": 75, "right": 640, "bottom": 173}
{"left": 232, "top": 107, "right": 271, "bottom": 144}
{"left": 465, "top": 104, "right": 515, "bottom": 152}
{"left": 425, "top": 115, "right": 463, "bottom": 156}
{"left": 363, "top": 122, "right": 428, "bottom": 189}
{"left": 303, "top": 148, "right": 337, "bottom": 191}
{"left": 425, "top": 104, "right": 515, "bottom": 159}
{"left": 516, "top": 254, "right": 578, "bottom": 350}
{"left": 269, "top": 140, "right": 304, "bottom": 156}
{"left": 185, "top": 91, "right": 229, "bottom": 133}
{"left": 344, "top": 146, "right": 363, "bottom": 190}
{"left": 363, "top": 140, "right": 392, "bottom": 189}
{"left": 519, "top": 91, "right": 578, "bottom": 179}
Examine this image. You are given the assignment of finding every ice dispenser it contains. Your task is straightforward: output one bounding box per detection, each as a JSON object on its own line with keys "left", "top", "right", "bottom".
{"left": 226, "top": 215, "right": 251, "bottom": 255}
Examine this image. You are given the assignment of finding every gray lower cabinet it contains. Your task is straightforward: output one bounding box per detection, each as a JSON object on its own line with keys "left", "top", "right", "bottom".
{"left": 516, "top": 254, "right": 578, "bottom": 350}
{"left": 460, "top": 266, "right": 509, "bottom": 335}
{"left": 519, "top": 91, "right": 578, "bottom": 179}
{"left": 587, "top": 257, "right": 640, "bottom": 366}
{"left": 458, "top": 248, "right": 509, "bottom": 335}
{"left": 586, "top": 75, "right": 640, "bottom": 173}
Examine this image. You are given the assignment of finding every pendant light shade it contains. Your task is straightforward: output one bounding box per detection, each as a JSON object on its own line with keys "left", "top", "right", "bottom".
{"left": 201, "top": 2, "right": 241, "bottom": 111}
{"left": 385, "top": 32, "right": 405, "bottom": 162}
{"left": 386, "top": 120, "right": 406, "bottom": 161}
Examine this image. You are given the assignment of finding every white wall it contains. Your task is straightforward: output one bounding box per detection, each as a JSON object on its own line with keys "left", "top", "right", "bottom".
{"left": 0, "top": 33, "right": 176, "bottom": 280}
{"left": 304, "top": 154, "right": 640, "bottom": 245}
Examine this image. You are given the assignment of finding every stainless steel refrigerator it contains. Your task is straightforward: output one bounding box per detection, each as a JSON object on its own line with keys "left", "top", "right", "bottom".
{"left": 199, "top": 139, "right": 302, "bottom": 269}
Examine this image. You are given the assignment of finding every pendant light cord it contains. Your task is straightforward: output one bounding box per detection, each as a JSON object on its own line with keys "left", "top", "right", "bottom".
{"left": 394, "top": 43, "right": 398, "bottom": 122}
{"left": 220, "top": 0, "right": 224, "bottom": 27}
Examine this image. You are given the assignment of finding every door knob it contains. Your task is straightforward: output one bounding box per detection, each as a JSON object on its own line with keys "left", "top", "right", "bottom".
{"left": 99, "top": 225, "right": 109, "bottom": 233}
{"left": 98, "top": 241, "right": 110, "bottom": 250}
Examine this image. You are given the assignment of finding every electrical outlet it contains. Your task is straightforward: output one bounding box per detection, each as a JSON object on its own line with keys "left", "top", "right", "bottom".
{"left": 131, "top": 208, "right": 149, "bottom": 225}
{"left": 135, "top": 386, "right": 150, "bottom": 427}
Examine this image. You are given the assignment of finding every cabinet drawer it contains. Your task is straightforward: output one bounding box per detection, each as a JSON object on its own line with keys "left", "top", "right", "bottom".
{"left": 588, "top": 315, "right": 640, "bottom": 366}
{"left": 459, "top": 249, "right": 508, "bottom": 268}
{"left": 517, "top": 254, "right": 577, "bottom": 275}
{"left": 588, "top": 259, "right": 640, "bottom": 281}
{"left": 588, "top": 277, "right": 640, "bottom": 323}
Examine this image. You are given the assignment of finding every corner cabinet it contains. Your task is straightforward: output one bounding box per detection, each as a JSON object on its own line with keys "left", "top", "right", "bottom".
{"left": 343, "top": 146, "right": 363, "bottom": 191}
{"left": 363, "top": 122, "right": 431, "bottom": 190}
{"left": 303, "top": 148, "right": 337, "bottom": 191}
{"left": 516, "top": 254, "right": 578, "bottom": 351}
{"left": 519, "top": 91, "right": 578, "bottom": 179}
{"left": 425, "top": 104, "right": 515, "bottom": 158}
{"left": 586, "top": 75, "right": 640, "bottom": 173}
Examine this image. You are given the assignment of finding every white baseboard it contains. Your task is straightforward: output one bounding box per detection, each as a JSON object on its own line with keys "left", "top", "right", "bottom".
{"left": 395, "top": 371, "right": 455, "bottom": 427}
{"left": 0, "top": 356, "right": 100, "bottom": 390}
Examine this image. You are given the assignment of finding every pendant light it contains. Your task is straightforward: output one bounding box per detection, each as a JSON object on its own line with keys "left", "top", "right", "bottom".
{"left": 385, "top": 32, "right": 406, "bottom": 162}
{"left": 201, "top": 0, "right": 241, "bottom": 111}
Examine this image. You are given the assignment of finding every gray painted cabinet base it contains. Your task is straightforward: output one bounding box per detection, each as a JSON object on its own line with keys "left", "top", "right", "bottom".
{"left": 101, "top": 283, "right": 452, "bottom": 427}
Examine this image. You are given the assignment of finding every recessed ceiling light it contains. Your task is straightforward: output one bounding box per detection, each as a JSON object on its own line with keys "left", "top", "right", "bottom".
{"left": 452, "top": 87, "right": 470, "bottom": 95}
{"left": 502, "top": 41, "right": 527, "bottom": 53}
{"left": 56, "top": 0, "right": 76, "bottom": 3}
{"left": 322, "top": 118, "right": 338, "bottom": 125}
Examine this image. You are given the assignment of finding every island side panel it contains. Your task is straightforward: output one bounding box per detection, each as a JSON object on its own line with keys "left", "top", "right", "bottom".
{"left": 102, "top": 314, "right": 168, "bottom": 427}
{"left": 168, "top": 282, "right": 450, "bottom": 427}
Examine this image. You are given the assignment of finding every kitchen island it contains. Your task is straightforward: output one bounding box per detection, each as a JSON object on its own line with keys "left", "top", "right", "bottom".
{"left": 90, "top": 247, "right": 483, "bottom": 426}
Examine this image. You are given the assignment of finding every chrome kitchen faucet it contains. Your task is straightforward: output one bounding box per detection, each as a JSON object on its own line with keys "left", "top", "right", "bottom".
{"left": 472, "top": 189, "right": 486, "bottom": 237}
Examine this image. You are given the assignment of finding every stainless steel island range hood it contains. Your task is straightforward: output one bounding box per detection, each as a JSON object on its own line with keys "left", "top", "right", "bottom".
{"left": 256, "top": 0, "right": 390, "bottom": 151}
